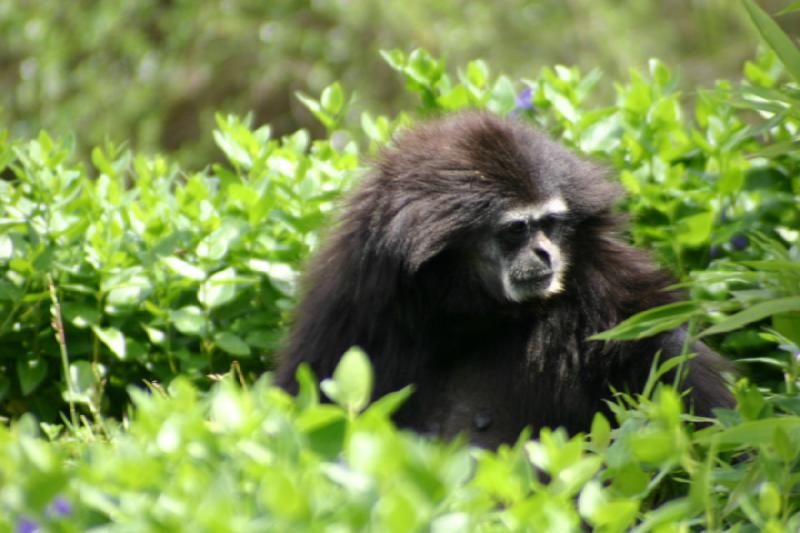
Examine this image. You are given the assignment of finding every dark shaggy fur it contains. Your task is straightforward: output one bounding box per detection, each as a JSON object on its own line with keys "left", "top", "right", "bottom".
{"left": 275, "top": 111, "right": 734, "bottom": 448}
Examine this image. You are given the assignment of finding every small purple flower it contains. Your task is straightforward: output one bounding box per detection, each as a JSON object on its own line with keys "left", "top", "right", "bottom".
{"left": 730, "top": 234, "right": 748, "bottom": 251}
{"left": 515, "top": 87, "right": 533, "bottom": 111}
{"left": 709, "top": 244, "right": 721, "bottom": 259}
{"left": 16, "top": 518, "right": 39, "bottom": 533}
{"left": 49, "top": 496, "right": 72, "bottom": 517}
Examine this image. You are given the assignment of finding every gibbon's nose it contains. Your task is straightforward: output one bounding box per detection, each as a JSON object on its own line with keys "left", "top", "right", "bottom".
{"left": 534, "top": 245, "right": 551, "bottom": 268}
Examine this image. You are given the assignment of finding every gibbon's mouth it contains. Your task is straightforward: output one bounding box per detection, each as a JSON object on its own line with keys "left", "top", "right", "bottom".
{"left": 509, "top": 272, "right": 554, "bottom": 298}
{"left": 515, "top": 271, "right": 553, "bottom": 285}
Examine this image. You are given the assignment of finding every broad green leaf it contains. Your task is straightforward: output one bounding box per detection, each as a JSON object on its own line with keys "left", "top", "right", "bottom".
{"left": 0, "top": 234, "right": 12, "bottom": 260}
{"left": 196, "top": 223, "right": 241, "bottom": 261}
{"left": 141, "top": 324, "right": 166, "bottom": 345}
{"left": 61, "top": 303, "right": 101, "bottom": 329}
{"left": 213, "top": 331, "right": 251, "bottom": 356}
{"left": 299, "top": 406, "right": 347, "bottom": 459}
{"left": 247, "top": 260, "right": 296, "bottom": 296}
{"left": 590, "top": 412, "right": 611, "bottom": 451}
{"left": 675, "top": 211, "right": 713, "bottom": 246}
{"left": 465, "top": 59, "right": 489, "bottom": 88}
{"left": 170, "top": 306, "right": 207, "bottom": 336}
{"left": 162, "top": 257, "right": 206, "bottom": 281}
{"left": 701, "top": 296, "right": 800, "bottom": 336}
{"left": 772, "top": 426, "right": 795, "bottom": 463}
{"left": 92, "top": 326, "right": 127, "bottom": 360}
{"left": 320, "top": 82, "right": 344, "bottom": 115}
{"left": 631, "top": 429, "right": 675, "bottom": 464}
{"left": 759, "top": 482, "right": 781, "bottom": 518}
{"left": 590, "top": 500, "right": 640, "bottom": 532}
{"left": 198, "top": 267, "right": 237, "bottom": 309}
{"left": 17, "top": 358, "right": 48, "bottom": 396}
{"left": 488, "top": 76, "right": 517, "bottom": 115}
{"left": 105, "top": 272, "right": 152, "bottom": 307}
{"left": 320, "top": 346, "right": 373, "bottom": 414}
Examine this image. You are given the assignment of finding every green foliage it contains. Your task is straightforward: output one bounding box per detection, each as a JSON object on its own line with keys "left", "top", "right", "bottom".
{"left": 1, "top": 2, "right": 800, "bottom": 530}
{"left": 2, "top": 355, "right": 800, "bottom": 532}
{"left": 0, "top": 113, "right": 357, "bottom": 421}
{"left": 0, "top": 1, "right": 766, "bottom": 166}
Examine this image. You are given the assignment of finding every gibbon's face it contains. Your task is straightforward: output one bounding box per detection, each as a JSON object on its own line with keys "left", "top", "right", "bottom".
{"left": 474, "top": 196, "right": 572, "bottom": 303}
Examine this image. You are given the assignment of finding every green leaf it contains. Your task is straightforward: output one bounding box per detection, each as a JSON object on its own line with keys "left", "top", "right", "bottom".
{"left": 701, "top": 296, "right": 800, "bottom": 336}
{"left": 364, "top": 386, "right": 413, "bottom": 418}
{"left": 141, "top": 323, "right": 166, "bottom": 345}
{"left": 0, "top": 234, "right": 12, "bottom": 261}
{"left": 61, "top": 303, "right": 101, "bottom": 329}
{"left": 297, "top": 405, "right": 347, "bottom": 459}
{"left": 379, "top": 48, "right": 406, "bottom": 71}
{"left": 465, "top": 59, "right": 489, "bottom": 88}
{"left": 198, "top": 267, "right": 237, "bottom": 309}
{"left": 91, "top": 146, "right": 114, "bottom": 176}
{"left": 772, "top": 426, "right": 796, "bottom": 463}
{"left": 196, "top": 223, "right": 241, "bottom": 261}
{"left": 591, "top": 301, "right": 699, "bottom": 341}
{"left": 743, "top": 0, "right": 800, "bottom": 83}
{"left": 694, "top": 416, "right": 800, "bottom": 448}
{"left": 406, "top": 48, "right": 440, "bottom": 86}
{"left": 170, "top": 306, "right": 207, "bottom": 336}
{"left": 631, "top": 429, "right": 675, "bottom": 464}
{"left": 320, "top": 346, "right": 373, "bottom": 414}
{"left": 64, "top": 361, "right": 97, "bottom": 404}
{"left": 92, "top": 326, "right": 127, "bottom": 360}
{"left": 675, "top": 211, "right": 714, "bottom": 246}
{"left": 487, "top": 76, "right": 517, "bottom": 115}
{"left": 590, "top": 500, "right": 640, "bottom": 532}
{"left": 320, "top": 82, "right": 344, "bottom": 115}
{"left": 162, "top": 257, "right": 206, "bottom": 281}
{"left": 590, "top": 412, "right": 611, "bottom": 451}
{"left": 777, "top": 1, "right": 800, "bottom": 15}
{"left": 213, "top": 331, "right": 251, "bottom": 357}
{"left": 17, "top": 358, "right": 48, "bottom": 396}
{"left": 104, "top": 271, "right": 152, "bottom": 307}
{"left": 759, "top": 482, "right": 781, "bottom": 518}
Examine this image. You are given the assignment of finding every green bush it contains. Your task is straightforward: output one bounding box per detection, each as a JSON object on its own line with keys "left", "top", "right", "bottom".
{"left": 3, "top": 38, "right": 798, "bottom": 421}
{"left": 0, "top": 1, "right": 763, "bottom": 166}
{"left": 0, "top": 115, "right": 357, "bottom": 421}
{"left": 1, "top": 2, "right": 799, "bottom": 530}
{"left": 2, "top": 349, "right": 799, "bottom": 531}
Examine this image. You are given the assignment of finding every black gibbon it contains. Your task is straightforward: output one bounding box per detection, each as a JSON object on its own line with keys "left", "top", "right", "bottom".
{"left": 276, "top": 111, "right": 734, "bottom": 448}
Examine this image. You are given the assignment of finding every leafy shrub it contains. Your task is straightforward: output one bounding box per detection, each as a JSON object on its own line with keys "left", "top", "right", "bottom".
{"left": 0, "top": 1, "right": 764, "bottom": 166}
{"left": 1, "top": 2, "right": 800, "bottom": 530}
{"left": 0, "top": 115, "right": 357, "bottom": 421}
{"left": 1, "top": 3, "right": 799, "bottom": 425}
{"left": 2, "top": 350, "right": 799, "bottom": 531}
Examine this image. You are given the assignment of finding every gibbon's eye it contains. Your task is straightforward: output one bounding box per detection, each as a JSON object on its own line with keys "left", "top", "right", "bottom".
{"left": 499, "top": 220, "right": 528, "bottom": 243}
{"left": 538, "top": 214, "right": 567, "bottom": 234}
{"left": 501, "top": 220, "right": 527, "bottom": 236}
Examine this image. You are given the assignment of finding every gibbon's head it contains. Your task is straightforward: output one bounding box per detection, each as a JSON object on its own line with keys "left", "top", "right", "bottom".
{"left": 368, "top": 110, "right": 621, "bottom": 303}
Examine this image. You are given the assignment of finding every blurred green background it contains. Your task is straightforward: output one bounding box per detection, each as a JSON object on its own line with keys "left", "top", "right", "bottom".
{"left": 1, "top": 0, "right": 797, "bottom": 167}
